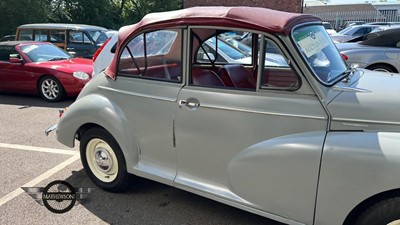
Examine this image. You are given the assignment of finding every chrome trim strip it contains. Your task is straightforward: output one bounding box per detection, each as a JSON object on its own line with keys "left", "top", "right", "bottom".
{"left": 332, "top": 86, "right": 372, "bottom": 93}
{"left": 334, "top": 117, "right": 400, "bottom": 126}
{"left": 342, "top": 123, "right": 369, "bottom": 128}
{"left": 99, "top": 86, "right": 176, "bottom": 102}
{"left": 200, "top": 104, "right": 326, "bottom": 120}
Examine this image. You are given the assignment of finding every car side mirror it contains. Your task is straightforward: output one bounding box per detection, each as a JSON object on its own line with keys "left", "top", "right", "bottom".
{"left": 9, "top": 58, "right": 23, "bottom": 64}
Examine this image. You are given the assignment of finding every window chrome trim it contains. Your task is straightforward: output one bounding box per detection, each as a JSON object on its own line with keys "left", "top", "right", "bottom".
{"left": 290, "top": 22, "right": 347, "bottom": 87}
{"left": 98, "top": 86, "right": 176, "bottom": 102}
{"left": 256, "top": 34, "right": 265, "bottom": 92}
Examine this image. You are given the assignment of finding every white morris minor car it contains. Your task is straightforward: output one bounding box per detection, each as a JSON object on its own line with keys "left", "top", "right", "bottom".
{"left": 47, "top": 6, "right": 400, "bottom": 225}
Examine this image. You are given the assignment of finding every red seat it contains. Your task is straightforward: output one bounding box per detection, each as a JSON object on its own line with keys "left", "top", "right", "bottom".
{"left": 218, "top": 64, "right": 256, "bottom": 89}
{"left": 192, "top": 69, "right": 225, "bottom": 87}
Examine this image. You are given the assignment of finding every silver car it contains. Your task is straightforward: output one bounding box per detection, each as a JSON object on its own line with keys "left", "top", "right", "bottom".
{"left": 47, "top": 6, "right": 400, "bottom": 225}
{"left": 330, "top": 24, "right": 379, "bottom": 43}
{"left": 337, "top": 27, "right": 400, "bottom": 73}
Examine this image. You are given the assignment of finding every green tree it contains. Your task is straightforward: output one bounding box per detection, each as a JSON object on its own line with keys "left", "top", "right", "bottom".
{"left": 0, "top": 0, "right": 182, "bottom": 38}
{"left": 50, "top": 0, "right": 120, "bottom": 29}
{"left": 122, "top": 0, "right": 182, "bottom": 25}
{"left": 0, "top": 0, "right": 52, "bottom": 37}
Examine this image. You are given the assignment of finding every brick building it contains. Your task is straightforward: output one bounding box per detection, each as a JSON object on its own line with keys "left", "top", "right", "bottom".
{"left": 183, "top": 0, "right": 303, "bottom": 13}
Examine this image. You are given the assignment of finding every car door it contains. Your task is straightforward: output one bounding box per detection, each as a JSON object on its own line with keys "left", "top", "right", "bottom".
{"left": 0, "top": 47, "right": 33, "bottom": 92}
{"left": 110, "top": 28, "right": 185, "bottom": 185}
{"left": 174, "top": 29, "right": 328, "bottom": 224}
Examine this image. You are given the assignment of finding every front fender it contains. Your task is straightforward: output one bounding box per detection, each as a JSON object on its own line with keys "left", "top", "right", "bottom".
{"left": 56, "top": 94, "right": 138, "bottom": 170}
{"left": 315, "top": 131, "right": 400, "bottom": 225}
{"left": 227, "top": 131, "right": 326, "bottom": 224}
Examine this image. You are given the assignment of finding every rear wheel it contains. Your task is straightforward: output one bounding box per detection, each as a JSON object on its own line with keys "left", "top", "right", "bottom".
{"left": 80, "top": 127, "right": 132, "bottom": 192}
{"left": 353, "top": 197, "right": 400, "bottom": 225}
{"left": 38, "top": 76, "right": 65, "bottom": 102}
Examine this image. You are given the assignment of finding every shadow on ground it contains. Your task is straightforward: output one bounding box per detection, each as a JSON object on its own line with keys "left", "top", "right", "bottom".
{"left": 65, "top": 169, "right": 284, "bottom": 225}
{"left": 0, "top": 93, "right": 75, "bottom": 108}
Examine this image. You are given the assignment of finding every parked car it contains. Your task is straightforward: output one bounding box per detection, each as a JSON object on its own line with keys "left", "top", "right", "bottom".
{"left": 0, "top": 41, "right": 92, "bottom": 101}
{"left": 370, "top": 24, "right": 400, "bottom": 33}
{"left": 15, "top": 23, "right": 109, "bottom": 58}
{"left": 0, "top": 35, "right": 15, "bottom": 42}
{"left": 339, "top": 20, "right": 366, "bottom": 30}
{"left": 337, "top": 27, "right": 400, "bottom": 73}
{"left": 92, "top": 31, "right": 117, "bottom": 76}
{"left": 366, "top": 21, "right": 400, "bottom": 26}
{"left": 330, "top": 24, "right": 379, "bottom": 43}
{"left": 322, "top": 22, "right": 337, "bottom": 35}
{"left": 48, "top": 6, "right": 400, "bottom": 225}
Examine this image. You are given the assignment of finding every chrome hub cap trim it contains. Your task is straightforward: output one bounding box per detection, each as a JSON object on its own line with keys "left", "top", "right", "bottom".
{"left": 94, "top": 147, "right": 113, "bottom": 173}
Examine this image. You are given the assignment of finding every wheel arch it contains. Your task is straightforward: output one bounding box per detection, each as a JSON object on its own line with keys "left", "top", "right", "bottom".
{"left": 343, "top": 189, "right": 400, "bottom": 225}
{"left": 366, "top": 63, "right": 398, "bottom": 73}
{"left": 56, "top": 94, "right": 139, "bottom": 173}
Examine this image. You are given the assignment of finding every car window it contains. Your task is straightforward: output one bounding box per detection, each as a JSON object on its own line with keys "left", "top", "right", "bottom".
{"left": 69, "top": 31, "right": 92, "bottom": 44}
{"left": 293, "top": 25, "right": 347, "bottom": 85}
{"left": 338, "top": 27, "right": 353, "bottom": 35}
{"left": 50, "top": 30, "right": 66, "bottom": 43}
{"left": 20, "top": 44, "right": 72, "bottom": 62}
{"left": 190, "top": 29, "right": 259, "bottom": 90}
{"left": 18, "top": 29, "right": 33, "bottom": 41}
{"left": 87, "top": 30, "right": 109, "bottom": 44}
{"left": 195, "top": 31, "right": 252, "bottom": 65}
{"left": 118, "top": 29, "right": 182, "bottom": 82}
{"left": 34, "top": 30, "right": 48, "bottom": 41}
{"left": 261, "top": 38, "right": 299, "bottom": 90}
{"left": 0, "top": 46, "right": 20, "bottom": 61}
{"left": 322, "top": 23, "right": 333, "bottom": 29}
{"left": 353, "top": 28, "right": 366, "bottom": 35}
{"left": 190, "top": 28, "right": 296, "bottom": 91}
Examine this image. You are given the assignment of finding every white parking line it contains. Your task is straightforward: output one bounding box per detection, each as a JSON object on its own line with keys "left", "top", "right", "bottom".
{"left": 0, "top": 154, "right": 80, "bottom": 207}
{"left": 0, "top": 143, "right": 78, "bottom": 155}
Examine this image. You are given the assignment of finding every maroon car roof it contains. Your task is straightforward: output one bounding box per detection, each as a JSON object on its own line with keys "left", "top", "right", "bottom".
{"left": 105, "top": 6, "right": 321, "bottom": 79}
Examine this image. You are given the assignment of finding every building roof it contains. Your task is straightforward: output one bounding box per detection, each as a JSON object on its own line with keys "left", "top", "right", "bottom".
{"left": 303, "top": 4, "right": 378, "bottom": 14}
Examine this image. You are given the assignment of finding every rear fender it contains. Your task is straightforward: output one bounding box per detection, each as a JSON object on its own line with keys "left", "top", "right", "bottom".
{"left": 56, "top": 94, "right": 138, "bottom": 172}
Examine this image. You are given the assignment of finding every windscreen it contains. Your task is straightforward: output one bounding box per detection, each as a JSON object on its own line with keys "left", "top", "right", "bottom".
{"left": 293, "top": 25, "right": 347, "bottom": 84}
{"left": 20, "top": 44, "right": 72, "bottom": 62}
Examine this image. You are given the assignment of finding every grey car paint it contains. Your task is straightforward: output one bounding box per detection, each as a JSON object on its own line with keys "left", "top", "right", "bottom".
{"left": 337, "top": 42, "right": 400, "bottom": 73}
{"left": 54, "top": 22, "right": 400, "bottom": 225}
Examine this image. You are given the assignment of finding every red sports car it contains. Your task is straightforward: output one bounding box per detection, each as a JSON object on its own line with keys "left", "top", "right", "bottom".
{"left": 0, "top": 41, "right": 93, "bottom": 101}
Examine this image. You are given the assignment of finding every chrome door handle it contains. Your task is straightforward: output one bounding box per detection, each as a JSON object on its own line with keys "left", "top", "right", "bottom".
{"left": 179, "top": 98, "right": 200, "bottom": 110}
{"left": 179, "top": 100, "right": 199, "bottom": 107}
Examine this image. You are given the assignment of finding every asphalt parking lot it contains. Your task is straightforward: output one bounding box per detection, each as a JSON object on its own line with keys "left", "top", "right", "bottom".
{"left": 0, "top": 93, "right": 283, "bottom": 225}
